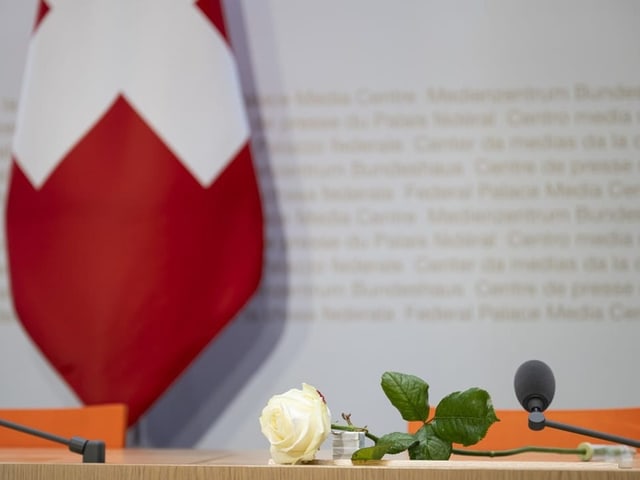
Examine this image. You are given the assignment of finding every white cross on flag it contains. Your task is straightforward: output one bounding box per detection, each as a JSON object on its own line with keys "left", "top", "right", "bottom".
{"left": 6, "top": 0, "right": 263, "bottom": 425}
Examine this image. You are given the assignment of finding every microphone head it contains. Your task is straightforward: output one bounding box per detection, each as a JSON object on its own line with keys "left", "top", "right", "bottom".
{"left": 514, "top": 360, "right": 556, "bottom": 412}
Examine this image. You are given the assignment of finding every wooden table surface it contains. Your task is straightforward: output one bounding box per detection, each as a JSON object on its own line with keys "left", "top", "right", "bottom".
{"left": 0, "top": 448, "right": 638, "bottom": 480}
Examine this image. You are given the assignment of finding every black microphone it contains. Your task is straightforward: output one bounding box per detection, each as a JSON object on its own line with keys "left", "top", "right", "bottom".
{"left": 514, "top": 359, "right": 555, "bottom": 413}
{"left": 0, "top": 417, "right": 105, "bottom": 462}
{"left": 513, "top": 360, "right": 640, "bottom": 448}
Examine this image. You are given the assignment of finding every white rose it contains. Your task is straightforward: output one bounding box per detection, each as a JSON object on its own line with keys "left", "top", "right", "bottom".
{"left": 259, "top": 383, "right": 331, "bottom": 464}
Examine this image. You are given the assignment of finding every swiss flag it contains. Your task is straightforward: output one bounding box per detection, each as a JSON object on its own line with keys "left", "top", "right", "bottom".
{"left": 5, "top": 0, "right": 263, "bottom": 425}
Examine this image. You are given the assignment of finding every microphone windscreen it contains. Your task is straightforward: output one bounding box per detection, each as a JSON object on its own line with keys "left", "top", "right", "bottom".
{"left": 514, "top": 359, "right": 556, "bottom": 412}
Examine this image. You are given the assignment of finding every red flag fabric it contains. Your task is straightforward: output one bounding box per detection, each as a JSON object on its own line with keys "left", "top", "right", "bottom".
{"left": 6, "top": 0, "right": 263, "bottom": 425}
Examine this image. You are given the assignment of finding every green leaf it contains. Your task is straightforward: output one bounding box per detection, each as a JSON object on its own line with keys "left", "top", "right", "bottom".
{"left": 351, "top": 432, "right": 417, "bottom": 460}
{"left": 351, "top": 445, "right": 389, "bottom": 461}
{"left": 377, "top": 432, "right": 418, "bottom": 454}
{"left": 381, "top": 371, "right": 429, "bottom": 421}
{"left": 407, "top": 424, "right": 452, "bottom": 460}
{"left": 431, "top": 387, "right": 499, "bottom": 446}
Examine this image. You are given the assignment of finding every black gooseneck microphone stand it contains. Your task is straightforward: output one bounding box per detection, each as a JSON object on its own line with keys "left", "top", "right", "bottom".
{"left": 526, "top": 409, "right": 640, "bottom": 448}
{"left": 0, "top": 417, "right": 105, "bottom": 463}
{"left": 514, "top": 360, "right": 640, "bottom": 449}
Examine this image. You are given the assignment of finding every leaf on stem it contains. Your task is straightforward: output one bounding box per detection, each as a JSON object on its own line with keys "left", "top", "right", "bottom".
{"left": 351, "top": 432, "right": 417, "bottom": 460}
{"left": 432, "top": 387, "right": 499, "bottom": 446}
{"left": 408, "top": 424, "right": 452, "bottom": 460}
{"left": 381, "top": 371, "right": 429, "bottom": 422}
